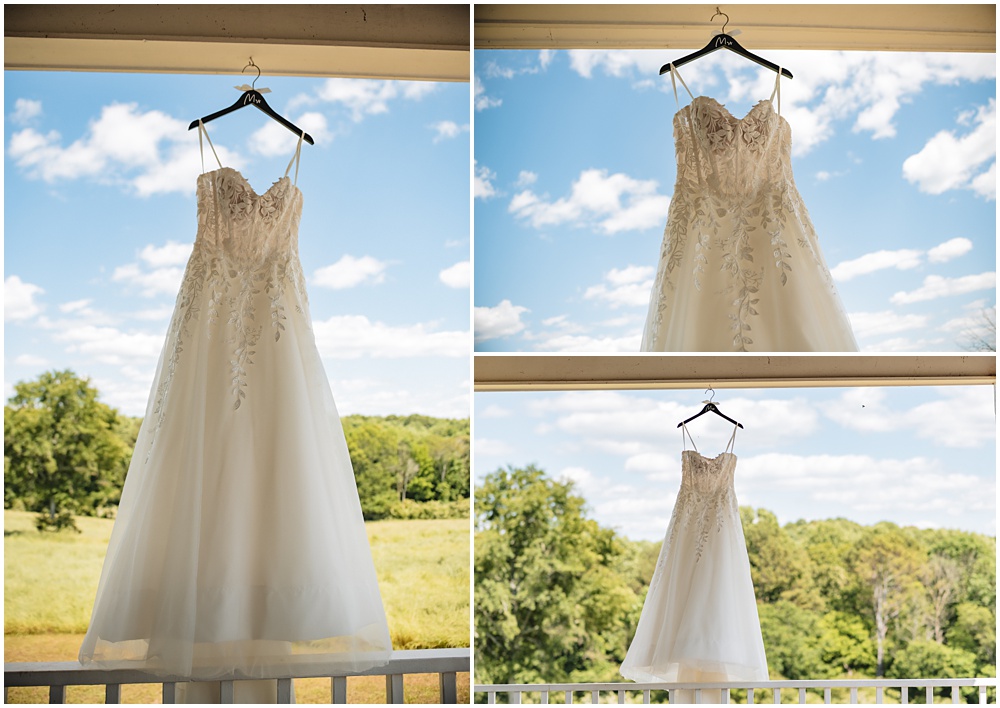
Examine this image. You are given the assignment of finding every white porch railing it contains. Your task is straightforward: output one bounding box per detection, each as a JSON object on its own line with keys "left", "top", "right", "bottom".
{"left": 474, "top": 679, "right": 997, "bottom": 704}
{"left": 4, "top": 648, "right": 470, "bottom": 704}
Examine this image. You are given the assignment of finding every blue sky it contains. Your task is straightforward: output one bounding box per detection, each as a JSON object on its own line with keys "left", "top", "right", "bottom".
{"left": 5, "top": 71, "right": 471, "bottom": 418}
{"left": 475, "top": 386, "right": 996, "bottom": 541}
{"left": 473, "top": 49, "right": 996, "bottom": 352}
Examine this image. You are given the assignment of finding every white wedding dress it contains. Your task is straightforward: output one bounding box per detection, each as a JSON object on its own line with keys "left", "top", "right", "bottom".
{"left": 620, "top": 423, "right": 768, "bottom": 701}
{"left": 641, "top": 65, "right": 858, "bottom": 352}
{"left": 79, "top": 123, "right": 392, "bottom": 701}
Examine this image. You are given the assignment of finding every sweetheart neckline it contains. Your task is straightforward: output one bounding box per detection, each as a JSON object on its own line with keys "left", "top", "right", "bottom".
{"left": 679, "top": 96, "right": 778, "bottom": 124}
{"left": 198, "top": 166, "right": 300, "bottom": 200}
{"left": 683, "top": 449, "right": 737, "bottom": 463}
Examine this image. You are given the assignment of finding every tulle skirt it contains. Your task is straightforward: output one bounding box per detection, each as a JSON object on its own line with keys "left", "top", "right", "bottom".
{"left": 78, "top": 277, "right": 392, "bottom": 682}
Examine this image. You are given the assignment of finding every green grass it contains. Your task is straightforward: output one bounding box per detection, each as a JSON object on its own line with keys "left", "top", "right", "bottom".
{"left": 4, "top": 510, "right": 470, "bottom": 647}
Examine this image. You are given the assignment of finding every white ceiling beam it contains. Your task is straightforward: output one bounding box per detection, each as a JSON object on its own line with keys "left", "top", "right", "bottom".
{"left": 474, "top": 356, "right": 997, "bottom": 391}
{"left": 474, "top": 4, "right": 995, "bottom": 52}
{"left": 4, "top": 4, "right": 470, "bottom": 81}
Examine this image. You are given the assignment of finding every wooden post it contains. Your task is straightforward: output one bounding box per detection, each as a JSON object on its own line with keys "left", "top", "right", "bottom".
{"left": 439, "top": 671, "right": 457, "bottom": 703}
{"left": 385, "top": 674, "right": 404, "bottom": 704}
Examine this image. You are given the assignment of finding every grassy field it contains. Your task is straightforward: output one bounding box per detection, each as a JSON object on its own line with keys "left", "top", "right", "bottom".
{"left": 5, "top": 510, "right": 470, "bottom": 704}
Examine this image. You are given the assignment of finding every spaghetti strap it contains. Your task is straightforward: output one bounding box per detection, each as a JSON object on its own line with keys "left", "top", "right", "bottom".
{"left": 197, "top": 120, "right": 223, "bottom": 174}
{"left": 680, "top": 423, "right": 699, "bottom": 453}
{"left": 768, "top": 68, "right": 781, "bottom": 116}
{"left": 724, "top": 423, "right": 739, "bottom": 454}
{"left": 669, "top": 63, "right": 696, "bottom": 107}
{"left": 284, "top": 131, "right": 305, "bottom": 186}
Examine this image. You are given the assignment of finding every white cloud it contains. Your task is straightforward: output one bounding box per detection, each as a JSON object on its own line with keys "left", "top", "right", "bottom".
{"left": 830, "top": 248, "right": 923, "bottom": 281}
{"left": 139, "top": 240, "right": 193, "bottom": 268}
{"left": 6, "top": 102, "right": 219, "bottom": 197}
{"left": 474, "top": 161, "right": 498, "bottom": 199}
{"left": 439, "top": 261, "right": 471, "bottom": 289}
{"left": 313, "top": 79, "right": 435, "bottom": 122}
{"left": 848, "top": 310, "right": 928, "bottom": 339}
{"left": 131, "top": 306, "right": 175, "bottom": 321}
{"left": 10, "top": 98, "right": 42, "bottom": 125}
{"left": 583, "top": 265, "right": 654, "bottom": 308}
{"left": 970, "top": 162, "right": 996, "bottom": 200}
{"left": 565, "top": 50, "right": 996, "bottom": 156}
{"left": 53, "top": 324, "right": 163, "bottom": 365}
{"left": 312, "top": 255, "right": 389, "bottom": 290}
{"left": 927, "top": 237, "right": 974, "bottom": 263}
{"left": 479, "top": 404, "right": 512, "bottom": 419}
{"left": 508, "top": 168, "right": 669, "bottom": 235}
{"left": 539, "top": 50, "right": 555, "bottom": 70}
{"left": 903, "top": 99, "right": 996, "bottom": 199}
{"left": 111, "top": 261, "right": 186, "bottom": 298}
{"left": 313, "top": 315, "right": 467, "bottom": 358}
{"left": 59, "top": 298, "right": 92, "bottom": 314}
{"left": 4, "top": 276, "right": 45, "bottom": 321}
{"left": 330, "top": 376, "right": 469, "bottom": 419}
{"left": 430, "top": 120, "right": 469, "bottom": 143}
{"left": 13, "top": 353, "right": 49, "bottom": 367}
{"left": 474, "top": 76, "right": 502, "bottom": 111}
{"left": 515, "top": 170, "right": 538, "bottom": 187}
{"left": 531, "top": 332, "right": 642, "bottom": 352}
{"left": 475, "top": 300, "right": 529, "bottom": 342}
{"left": 890, "top": 272, "right": 996, "bottom": 305}
{"left": 249, "top": 112, "right": 331, "bottom": 156}
{"left": 823, "top": 387, "right": 995, "bottom": 448}
{"left": 475, "top": 437, "right": 515, "bottom": 458}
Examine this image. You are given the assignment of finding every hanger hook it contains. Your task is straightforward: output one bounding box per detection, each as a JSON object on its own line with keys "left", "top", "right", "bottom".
{"left": 711, "top": 6, "right": 730, "bottom": 35}
{"left": 705, "top": 386, "right": 716, "bottom": 403}
{"left": 242, "top": 57, "right": 261, "bottom": 90}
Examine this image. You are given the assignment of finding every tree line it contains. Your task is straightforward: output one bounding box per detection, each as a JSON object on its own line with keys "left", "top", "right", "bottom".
{"left": 475, "top": 466, "right": 996, "bottom": 700}
{"left": 4, "top": 370, "right": 469, "bottom": 531}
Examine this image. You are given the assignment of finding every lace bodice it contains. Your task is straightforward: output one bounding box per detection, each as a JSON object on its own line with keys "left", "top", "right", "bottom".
{"left": 675, "top": 97, "right": 791, "bottom": 199}
{"left": 195, "top": 168, "right": 303, "bottom": 268}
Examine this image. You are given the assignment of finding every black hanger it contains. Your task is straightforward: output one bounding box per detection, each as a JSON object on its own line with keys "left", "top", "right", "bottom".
{"left": 677, "top": 388, "right": 744, "bottom": 429}
{"left": 659, "top": 8, "right": 793, "bottom": 79}
{"left": 188, "top": 58, "right": 315, "bottom": 145}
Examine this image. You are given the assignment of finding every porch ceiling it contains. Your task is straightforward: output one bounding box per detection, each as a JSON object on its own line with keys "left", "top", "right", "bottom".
{"left": 3, "top": 4, "right": 470, "bottom": 81}
{"left": 473, "top": 355, "right": 997, "bottom": 391}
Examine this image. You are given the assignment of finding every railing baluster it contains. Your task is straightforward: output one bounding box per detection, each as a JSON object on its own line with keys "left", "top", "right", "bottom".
{"left": 618, "top": 688, "right": 626, "bottom": 703}
{"left": 565, "top": 690, "right": 572, "bottom": 704}
{"left": 643, "top": 689, "right": 651, "bottom": 704}
{"left": 439, "top": 672, "right": 457, "bottom": 703}
{"left": 49, "top": 685, "right": 65, "bottom": 703}
{"left": 901, "top": 685, "right": 908, "bottom": 705}
{"left": 106, "top": 683, "right": 121, "bottom": 703}
{"left": 591, "top": 689, "right": 599, "bottom": 703}
{"left": 162, "top": 682, "right": 176, "bottom": 704}
{"left": 277, "top": 678, "right": 292, "bottom": 704}
{"left": 926, "top": 686, "right": 933, "bottom": 703}
{"left": 799, "top": 687, "right": 806, "bottom": 703}
{"left": 824, "top": 687, "right": 831, "bottom": 703}
{"left": 509, "top": 690, "right": 521, "bottom": 704}
{"left": 220, "top": 680, "right": 234, "bottom": 704}
{"left": 850, "top": 686, "right": 858, "bottom": 704}
{"left": 773, "top": 687, "right": 781, "bottom": 703}
{"left": 952, "top": 686, "right": 960, "bottom": 704}
{"left": 540, "top": 689, "right": 549, "bottom": 704}
{"left": 723, "top": 688, "right": 730, "bottom": 704}
{"left": 487, "top": 690, "right": 496, "bottom": 704}
{"left": 979, "top": 685, "right": 987, "bottom": 704}
{"left": 695, "top": 688, "right": 702, "bottom": 703}
{"left": 385, "top": 674, "right": 404, "bottom": 704}
{"left": 877, "top": 685, "right": 883, "bottom": 703}
{"left": 331, "top": 676, "right": 347, "bottom": 704}
{"left": 747, "top": 687, "right": 755, "bottom": 704}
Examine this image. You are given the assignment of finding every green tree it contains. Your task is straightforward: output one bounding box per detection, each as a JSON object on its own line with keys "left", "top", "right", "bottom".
{"left": 817, "top": 611, "right": 876, "bottom": 675}
{"left": 850, "top": 525, "right": 925, "bottom": 676}
{"left": 889, "top": 640, "right": 978, "bottom": 702}
{"left": 947, "top": 602, "right": 996, "bottom": 668}
{"left": 342, "top": 418, "right": 400, "bottom": 519}
{"left": 742, "top": 507, "right": 823, "bottom": 611}
{"left": 474, "top": 466, "right": 640, "bottom": 685}
{"left": 4, "top": 370, "right": 132, "bottom": 531}
{"left": 758, "top": 600, "right": 830, "bottom": 680}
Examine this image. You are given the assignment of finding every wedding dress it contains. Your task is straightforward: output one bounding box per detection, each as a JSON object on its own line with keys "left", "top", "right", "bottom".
{"left": 620, "top": 423, "right": 768, "bottom": 701}
{"left": 641, "top": 65, "right": 858, "bottom": 352}
{"left": 79, "top": 123, "right": 392, "bottom": 700}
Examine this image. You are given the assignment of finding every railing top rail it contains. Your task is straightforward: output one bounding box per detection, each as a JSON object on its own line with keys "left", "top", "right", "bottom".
{"left": 5, "top": 648, "right": 470, "bottom": 688}
{"left": 474, "top": 678, "right": 998, "bottom": 692}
